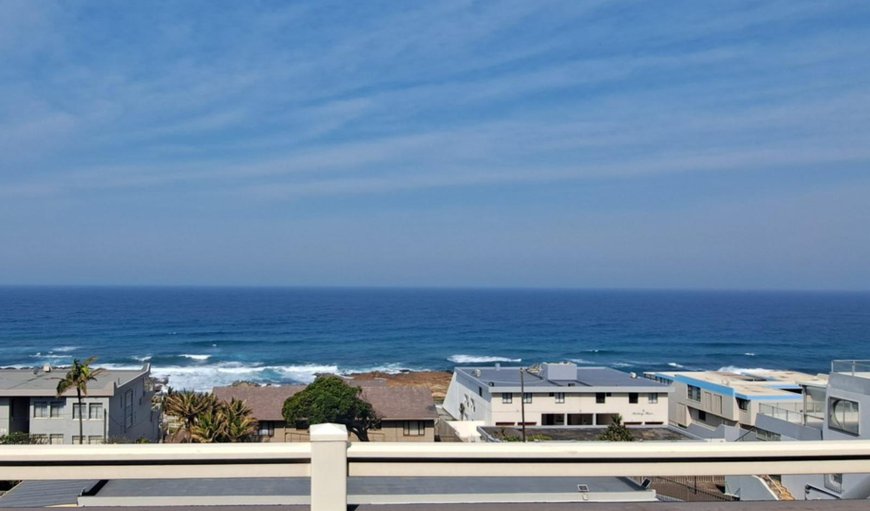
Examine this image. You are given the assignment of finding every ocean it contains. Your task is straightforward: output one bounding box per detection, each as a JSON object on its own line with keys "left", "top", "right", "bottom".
{"left": 1, "top": 287, "right": 869, "bottom": 391}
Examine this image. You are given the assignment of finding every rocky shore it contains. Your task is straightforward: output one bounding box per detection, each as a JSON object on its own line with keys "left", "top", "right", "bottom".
{"left": 345, "top": 370, "right": 452, "bottom": 403}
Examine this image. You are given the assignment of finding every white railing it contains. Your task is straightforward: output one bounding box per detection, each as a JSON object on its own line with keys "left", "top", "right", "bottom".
{"left": 2, "top": 424, "right": 870, "bottom": 510}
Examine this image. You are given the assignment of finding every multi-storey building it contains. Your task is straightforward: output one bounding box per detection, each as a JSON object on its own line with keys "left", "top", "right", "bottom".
{"left": 726, "top": 360, "right": 870, "bottom": 501}
{"left": 0, "top": 363, "right": 160, "bottom": 444}
{"left": 444, "top": 362, "right": 670, "bottom": 427}
{"left": 646, "top": 368, "right": 827, "bottom": 438}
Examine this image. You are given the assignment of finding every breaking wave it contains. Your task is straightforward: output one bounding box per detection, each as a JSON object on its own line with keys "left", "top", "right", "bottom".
{"left": 447, "top": 354, "right": 522, "bottom": 364}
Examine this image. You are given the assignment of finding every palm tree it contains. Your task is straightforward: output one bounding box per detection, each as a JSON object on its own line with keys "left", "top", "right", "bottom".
{"left": 163, "top": 390, "right": 215, "bottom": 442}
{"left": 56, "top": 357, "right": 102, "bottom": 445}
{"left": 222, "top": 398, "right": 258, "bottom": 442}
{"left": 190, "top": 407, "right": 226, "bottom": 443}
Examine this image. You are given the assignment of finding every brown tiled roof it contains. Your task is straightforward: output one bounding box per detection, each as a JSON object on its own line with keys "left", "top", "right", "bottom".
{"left": 213, "top": 384, "right": 305, "bottom": 421}
{"left": 361, "top": 385, "right": 438, "bottom": 421}
{"left": 212, "top": 382, "right": 437, "bottom": 422}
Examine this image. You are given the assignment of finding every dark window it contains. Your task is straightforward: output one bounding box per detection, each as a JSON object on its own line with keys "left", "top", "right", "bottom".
{"left": 403, "top": 421, "right": 426, "bottom": 436}
{"left": 555, "top": 392, "right": 565, "bottom": 404}
{"left": 687, "top": 385, "right": 701, "bottom": 401}
{"left": 501, "top": 393, "right": 512, "bottom": 404}
{"left": 698, "top": 410, "right": 707, "bottom": 421}
{"left": 629, "top": 393, "right": 638, "bottom": 404}
{"left": 737, "top": 398, "right": 750, "bottom": 411}
{"left": 596, "top": 393, "right": 606, "bottom": 404}
{"left": 523, "top": 393, "right": 533, "bottom": 404}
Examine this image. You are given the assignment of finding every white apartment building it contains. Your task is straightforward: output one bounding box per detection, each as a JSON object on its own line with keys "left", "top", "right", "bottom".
{"left": 0, "top": 363, "right": 160, "bottom": 444}
{"left": 444, "top": 362, "right": 671, "bottom": 427}
{"left": 646, "top": 368, "right": 828, "bottom": 439}
{"left": 726, "top": 360, "right": 870, "bottom": 501}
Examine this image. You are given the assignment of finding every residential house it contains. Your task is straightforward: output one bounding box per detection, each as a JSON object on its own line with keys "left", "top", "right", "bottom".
{"left": 213, "top": 379, "right": 438, "bottom": 442}
{"left": 0, "top": 363, "right": 160, "bottom": 444}
{"left": 646, "top": 368, "right": 827, "bottom": 439}
{"left": 443, "top": 362, "right": 671, "bottom": 427}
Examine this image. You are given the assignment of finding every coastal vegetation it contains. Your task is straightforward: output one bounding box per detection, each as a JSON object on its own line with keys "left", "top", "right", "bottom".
{"left": 56, "top": 357, "right": 102, "bottom": 445}
{"left": 282, "top": 375, "right": 379, "bottom": 441}
{"left": 597, "top": 415, "right": 634, "bottom": 442}
{"left": 163, "top": 390, "right": 257, "bottom": 442}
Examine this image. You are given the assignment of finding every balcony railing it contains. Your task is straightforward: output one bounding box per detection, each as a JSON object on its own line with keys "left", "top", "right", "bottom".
{"left": 2, "top": 424, "right": 870, "bottom": 510}
{"left": 831, "top": 359, "right": 870, "bottom": 377}
{"left": 758, "top": 403, "right": 824, "bottom": 426}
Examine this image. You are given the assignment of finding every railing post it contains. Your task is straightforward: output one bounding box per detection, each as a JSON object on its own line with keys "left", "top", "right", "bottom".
{"left": 310, "top": 423, "right": 348, "bottom": 511}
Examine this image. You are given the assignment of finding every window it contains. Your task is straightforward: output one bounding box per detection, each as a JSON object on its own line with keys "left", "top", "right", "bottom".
{"left": 124, "top": 389, "right": 134, "bottom": 429}
{"left": 829, "top": 397, "right": 859, "bottom": 435}
{"left": 596, "top": 393, "right": 606, "bottom": 404}
{"left": 629, "top": 393, "right": 638, "bottom": 404}
{"left": 824, "top": 473, "right": 843, "bottom": 493}
{"left": 555, "top": 392, "right": 565, "bottom": 404}
{"left": 737, "top": 398, "right": 750, "bottom": 411}
{"left": 49, "top": 434, "right": 64, "bottom": 445}
{"left": 258, "top": 421, "right": 275, "bottom": 438}
{"left": 89, "top": 436, "right": 104, "bottom": 445}
{"left": 698, "top": 410, "right": 707, "bottom": 422}
{"left": 403, "top": 421, "right": 426, "bottom": 436}
{"left": 31, "top": 434, "right": 48, "bottom": 444}
{"left": 687, "top": 385, "right": 701, "bottom": 402}
{"left": 523, "top": 393, "right": 533, "bottom": 404}
{"left": 73, "top": 403, "right": 85, "bottom": 419}
{"left": 757, "top": 429, "right": 781, "bottom": 442}
{"left": 714, "top": 395, "right": 723, "bottom": 414}
{"left": 89, "top": 403, "right": 103, "bottom": 419}
{"left": 33, "top": 401, "right": 48, "bottom": 418}
{"left": 648, "top": 393, "right": 658, "bottom": 404}
{"left": 478, "top": 386, "right": 483, "bottom": 397}
{"left": 501, "top": 393, "right": 513, "bottom": 404}
{"left": 50, "top": 401, "right": 64, "bottom": 418}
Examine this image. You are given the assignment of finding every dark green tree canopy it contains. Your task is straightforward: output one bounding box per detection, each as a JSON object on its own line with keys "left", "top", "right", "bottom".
{"left": 282, "top": 375, "right": 379, "bottom": 441}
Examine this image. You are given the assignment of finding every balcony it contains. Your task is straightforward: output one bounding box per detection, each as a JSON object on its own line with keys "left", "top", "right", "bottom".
{"left": 831, "top": 360, "right": 870, "bottom": 379}
{"left": 758, "top": 403, "right": 824, "bottom": 427}
{"left": 2, "top": 423, "right": 870, "bottom": 510}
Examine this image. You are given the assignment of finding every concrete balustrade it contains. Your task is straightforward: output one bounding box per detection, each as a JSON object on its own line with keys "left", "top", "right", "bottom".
{"left": 2, "top": 424, "right": 870, "bottom": 510}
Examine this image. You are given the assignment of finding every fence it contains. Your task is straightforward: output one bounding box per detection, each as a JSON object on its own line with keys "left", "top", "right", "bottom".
{"left": 2, "top": 423, "right": 870, "bottom": 510}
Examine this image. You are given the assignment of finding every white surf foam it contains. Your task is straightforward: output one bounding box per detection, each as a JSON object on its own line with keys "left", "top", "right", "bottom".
{"left": 717, "top": 366, "right": 770, "bottom": 375}
{"left": 52, "top": 346, "right": 78, "bottom": 353}
{"left": 667, "top": 362, "right": 685, "bottom": 369}
{"left": 448, "top": 354, "right": 521, "bottom": 364}
{"left": 569, "top": 358, "right": 595, "bottom": 365}
{"left": 744, "top": 352, "right": 757, "bottom": 356}
{"left": 180, "top": 354, "right": 211, "bottom": 361}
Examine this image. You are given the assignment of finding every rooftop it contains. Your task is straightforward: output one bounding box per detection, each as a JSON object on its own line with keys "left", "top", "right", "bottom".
{"left": 0, "top": 364, "right": 149, "bottom": 398}
{"left": 213, "top": 381, "right": 437, "bottom": 422}
{"left": 648, "top": 369, "right": 827, "bottom": 401}
{"left": 457, "top": 363, "right": 670, "bottom": 391}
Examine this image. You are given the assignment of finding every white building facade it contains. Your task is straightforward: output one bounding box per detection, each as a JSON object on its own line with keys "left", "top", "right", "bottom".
{"left": 444, "top": 363, "right": 670, "bottom": 427}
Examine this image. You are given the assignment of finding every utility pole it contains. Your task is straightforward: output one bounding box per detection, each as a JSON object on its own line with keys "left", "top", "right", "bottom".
{"left": 520, "top": 367, "right": 526, "bottom": 443}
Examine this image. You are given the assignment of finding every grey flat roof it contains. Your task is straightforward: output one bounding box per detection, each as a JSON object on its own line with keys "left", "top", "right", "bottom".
{"left": 0, "top": 365, "right": 148, "bottom": 397}
{"left": 0, "top": 480, "right": 99, "bottom": 508}
{"left": 458, "top": 366, "right": 670, "bottom": 390}
{"left": 94, "top": 476, "right": 643, "bottom": 497}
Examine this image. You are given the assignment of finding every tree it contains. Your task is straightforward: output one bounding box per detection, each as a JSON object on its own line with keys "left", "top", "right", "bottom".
{"left": 0, "top": 432, "right": 41, "bottom": 445}
{"left": 282, "top": 376, "right": 379, "bottom": 441}
{"left": 222, "top": 398, "right": 258, "bottom": 442}
{"left": 597, "top": 414, "right": 634, "bottom": 442}
{"left": 163, "top": 390, "right": 216, "bottom": 443}
{"left": 56, "top": 357, "right": 102, "bottom": 445}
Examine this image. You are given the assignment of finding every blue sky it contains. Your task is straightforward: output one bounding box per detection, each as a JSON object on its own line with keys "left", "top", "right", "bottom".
{"left": 1, "top": 0, "right": 869, "bottom": 289}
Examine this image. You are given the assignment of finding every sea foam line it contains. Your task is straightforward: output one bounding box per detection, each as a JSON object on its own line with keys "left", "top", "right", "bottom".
{"left": 448, "top": 354, "right": 521, "bottom": 364}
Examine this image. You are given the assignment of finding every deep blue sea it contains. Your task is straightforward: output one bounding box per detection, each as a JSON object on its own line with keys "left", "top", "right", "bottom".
{"left": 1, "top": 287, "right": 869, "bottom": 390}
